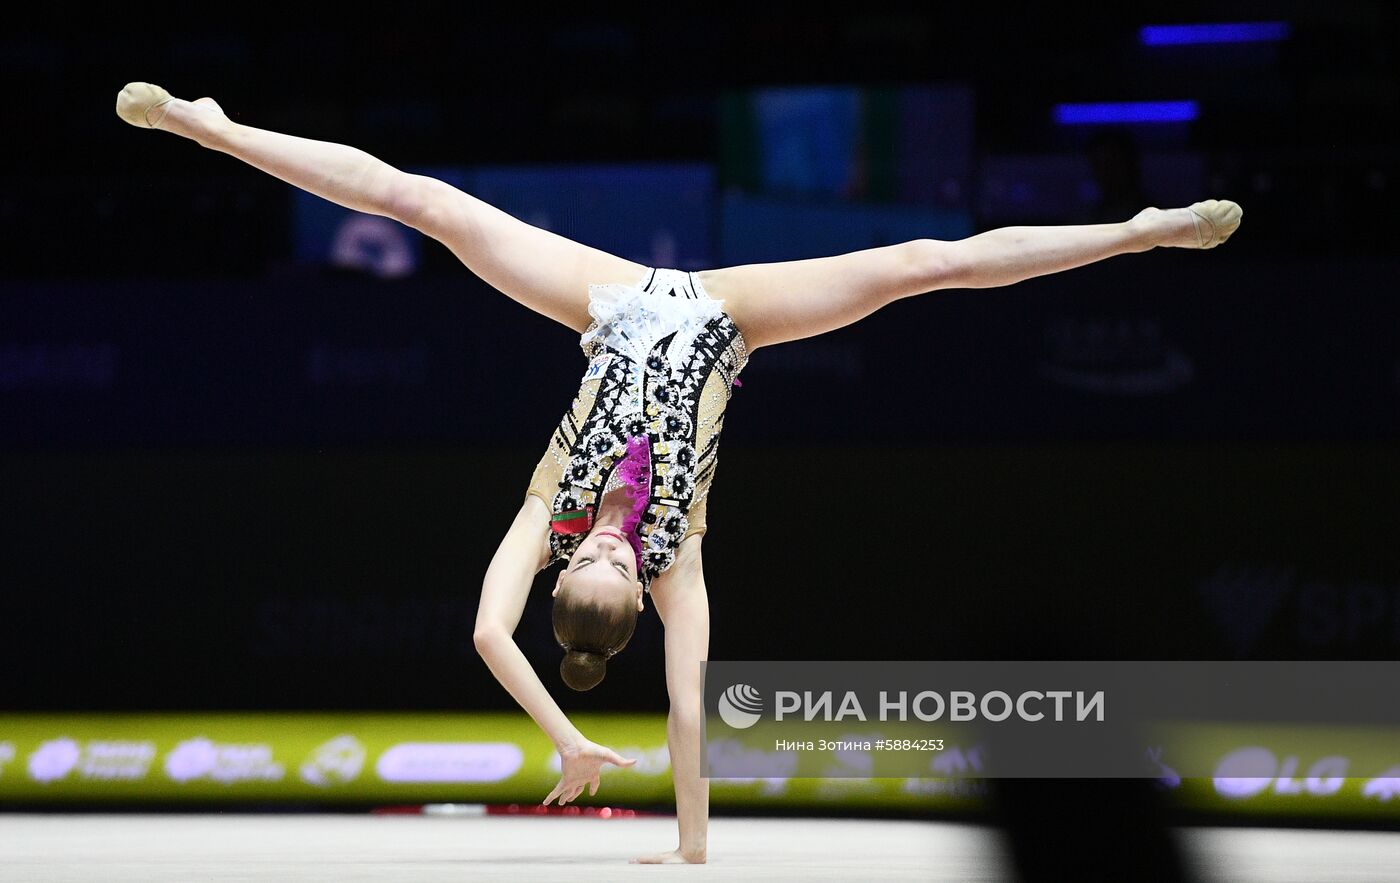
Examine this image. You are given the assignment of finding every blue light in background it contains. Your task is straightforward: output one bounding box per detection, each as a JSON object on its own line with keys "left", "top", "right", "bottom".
{"left": 1054, "top": 101, "right": 1199, "bottom": 125}
{"left": 1140, "top": 22, "right": 1291, "bottom": 45}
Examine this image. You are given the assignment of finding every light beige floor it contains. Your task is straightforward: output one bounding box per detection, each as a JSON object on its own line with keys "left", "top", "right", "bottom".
{"left": 0, "top": 814, "right": 1397, "bottom": 882}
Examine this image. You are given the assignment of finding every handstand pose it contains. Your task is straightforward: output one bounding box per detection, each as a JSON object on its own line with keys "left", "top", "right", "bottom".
{"left": 117, "top": 82, "right": 1242, "bottom": 865}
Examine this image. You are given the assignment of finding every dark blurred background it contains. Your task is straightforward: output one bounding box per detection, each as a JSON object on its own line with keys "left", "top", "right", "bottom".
{"left": 3, "top": 4, "right": 1399, "bottom": 718}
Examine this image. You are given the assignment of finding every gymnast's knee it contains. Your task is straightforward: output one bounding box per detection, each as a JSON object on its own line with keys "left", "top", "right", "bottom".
{"left": 901, "top": 238, "right": 964, "bottom": 295}
{"left": 389, "top": 173, "right": 447, "bottom": 232}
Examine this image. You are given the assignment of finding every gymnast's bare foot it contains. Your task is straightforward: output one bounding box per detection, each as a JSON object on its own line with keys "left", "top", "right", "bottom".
{"left": 1134, "top": 199, "right": 1243, "bottom": 249}
{"left": 115, "top": 82, "right": 228, "bottom": 144}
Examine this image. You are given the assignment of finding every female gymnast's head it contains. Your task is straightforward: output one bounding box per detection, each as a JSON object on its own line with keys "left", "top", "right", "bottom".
{"left": 551, "top": 524, "right": 644, "bottom": 691}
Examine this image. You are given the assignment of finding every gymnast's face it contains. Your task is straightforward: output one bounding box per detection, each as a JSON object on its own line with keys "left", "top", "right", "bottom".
{"left": 554, "top": 526, "right": 645, "bottom": 613}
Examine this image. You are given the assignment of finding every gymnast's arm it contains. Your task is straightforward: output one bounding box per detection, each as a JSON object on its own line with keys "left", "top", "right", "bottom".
{"left": 473, "top": 496, "right": 637, "bottom": 805}
{"left": 472, "top": 497, "right": 587, "bottom": 746}
{"left": 632, "top": 535, "right": 710, "bottom": 864}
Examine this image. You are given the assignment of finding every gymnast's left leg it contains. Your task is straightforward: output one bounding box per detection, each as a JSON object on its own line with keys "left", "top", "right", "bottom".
{"left": 115, "top": 82, "right": 646, "bottom": 334}
{"left": 700, "top": 200, "right": 1241, "bottom": 351}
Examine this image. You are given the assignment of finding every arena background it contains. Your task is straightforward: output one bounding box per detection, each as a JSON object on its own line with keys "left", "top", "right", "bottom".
{"left": 2, "top": 5, "right": 1399, "bottom": 880}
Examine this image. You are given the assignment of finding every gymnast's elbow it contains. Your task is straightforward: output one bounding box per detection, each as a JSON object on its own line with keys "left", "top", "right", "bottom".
{"left": 667, "top": 701, "right": 703, "bottom": 731}
{"left": 472, "top": 624, "right": 508, "bottom": 657}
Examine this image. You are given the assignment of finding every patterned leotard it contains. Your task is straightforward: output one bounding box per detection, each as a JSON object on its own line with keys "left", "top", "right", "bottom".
{"left": 525, "top": 268, "right": 749, "bottom": 591}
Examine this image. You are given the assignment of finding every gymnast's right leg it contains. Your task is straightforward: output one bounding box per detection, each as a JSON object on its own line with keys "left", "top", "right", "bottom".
{"left": 115, "top": 82, "right": 647, "bottom": 333}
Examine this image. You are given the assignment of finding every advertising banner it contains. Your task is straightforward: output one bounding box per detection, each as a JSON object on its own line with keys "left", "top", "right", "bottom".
{"left": 2, "top": 712, "right": 1398, "bottom": 820}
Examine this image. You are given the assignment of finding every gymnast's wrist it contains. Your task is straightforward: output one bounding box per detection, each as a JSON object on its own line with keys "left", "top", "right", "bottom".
{"left": 552, "top": 728, "right": 586, "bottom": 754}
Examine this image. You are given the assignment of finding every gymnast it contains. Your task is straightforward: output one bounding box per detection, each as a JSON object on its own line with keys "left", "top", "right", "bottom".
{"left": 116, "top": 82, "right": 1242, "bottom": 864}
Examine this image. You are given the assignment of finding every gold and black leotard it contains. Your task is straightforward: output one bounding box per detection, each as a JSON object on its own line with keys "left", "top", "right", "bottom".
{"left": 525, "top": 267, "right": 749, "bottom": 591}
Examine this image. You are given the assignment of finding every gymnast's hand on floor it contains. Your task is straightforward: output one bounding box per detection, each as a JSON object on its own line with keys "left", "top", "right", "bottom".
{"left": 631, "top": 847, "right": 706, "bottom": 864}
{"left": 542, "top": 738, "right": 637, "bottom": 806}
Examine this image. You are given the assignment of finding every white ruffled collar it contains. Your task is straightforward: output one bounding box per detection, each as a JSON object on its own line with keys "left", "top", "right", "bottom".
{"left": 579, "top": 281, "right": 725, "bottom": 372}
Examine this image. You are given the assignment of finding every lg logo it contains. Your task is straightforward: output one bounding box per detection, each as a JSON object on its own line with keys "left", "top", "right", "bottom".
{"left": 1213, "top": 747, "right": 1347, "bottom": 799}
